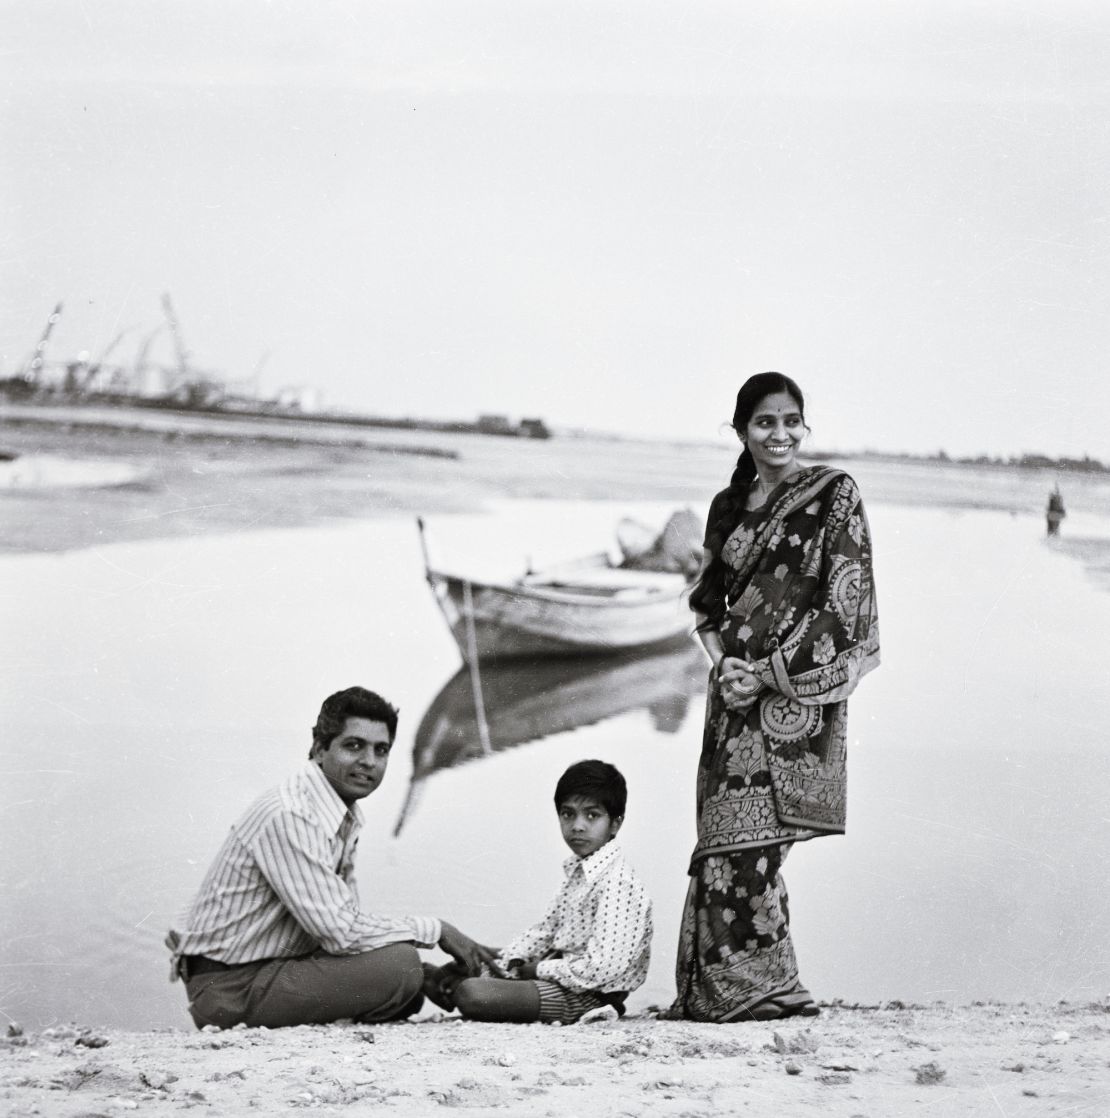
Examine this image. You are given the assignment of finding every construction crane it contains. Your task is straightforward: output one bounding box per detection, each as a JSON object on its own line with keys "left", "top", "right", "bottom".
{"left": 160, "top": 293, "right": 191, "bottom": 387}
{"left": 91, "top": 326, "right": 135, "bottom": 373}
{"left": 20, "top": 302, "right": 64, "bottom": 385}
{"left": 131, "top": 324, "right": 166, "bottom": 389}
{"left": 70, "top": 325, "right": 137, "bottom": 394}
{"left": 158, "top": 292, "right": 225, "bottom": 406}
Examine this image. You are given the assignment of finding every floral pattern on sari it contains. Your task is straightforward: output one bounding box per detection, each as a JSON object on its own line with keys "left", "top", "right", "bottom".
{"left": 673, "top": 465, "right": 879, "bottom": 1022}
{"left": 691, "top": 466, "right": 879, "bottom": 857}
{"left": 672, "top": 843, "right": 799, "bottom": 1021}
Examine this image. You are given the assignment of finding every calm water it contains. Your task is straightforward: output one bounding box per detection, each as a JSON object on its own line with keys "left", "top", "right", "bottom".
{"left": 2, "top": 492, "right": 1109, "bottom": 1030}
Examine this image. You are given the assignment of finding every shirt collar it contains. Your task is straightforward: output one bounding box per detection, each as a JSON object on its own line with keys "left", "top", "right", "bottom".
{"left": 562, "top": 839, "right": 622, "bottom": 882}
{"left": 301, "top": 762, "right": 364, "bottom": 837}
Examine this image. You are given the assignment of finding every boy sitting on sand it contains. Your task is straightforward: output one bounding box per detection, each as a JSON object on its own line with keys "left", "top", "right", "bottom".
{"left": 425, "top": 760, "right": 653, "bottom": 1024}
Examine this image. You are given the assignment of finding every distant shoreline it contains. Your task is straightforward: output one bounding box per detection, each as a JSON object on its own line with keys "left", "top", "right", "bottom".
{"left": 0, "top": 391, "right": 551, "bottom": 440}
{"left": 2, "top": 399, "right": 1106, "bottom": 477}
{"left": 0, "top": 402, "right": 459, "bottom": 458}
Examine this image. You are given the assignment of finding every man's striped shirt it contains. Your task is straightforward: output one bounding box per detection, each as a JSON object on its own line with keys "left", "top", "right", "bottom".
{"left": 167, "top": 763, "right": 440, "bottom": 977}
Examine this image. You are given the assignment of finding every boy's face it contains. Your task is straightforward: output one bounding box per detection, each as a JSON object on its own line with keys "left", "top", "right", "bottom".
{"left": 557, "top": 795, "right": 621, "bottom": 859}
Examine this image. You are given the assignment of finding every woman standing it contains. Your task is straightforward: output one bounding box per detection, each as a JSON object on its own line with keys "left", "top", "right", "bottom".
{"left": 670, "top": 372, "right": 880, "bottom": 1022}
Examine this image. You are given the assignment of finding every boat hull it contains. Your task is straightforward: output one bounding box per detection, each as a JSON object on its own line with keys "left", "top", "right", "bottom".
{"left": 428, "top": 568, "right": 692, "bottom": 661}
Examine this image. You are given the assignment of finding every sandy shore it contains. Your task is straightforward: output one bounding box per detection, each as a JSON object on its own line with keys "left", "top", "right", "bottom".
{"left": 3, "top": 1002, "right": 1108, "bottom": 1117}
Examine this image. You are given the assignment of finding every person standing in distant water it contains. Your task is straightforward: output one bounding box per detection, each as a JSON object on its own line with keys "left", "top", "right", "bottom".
{"left": 1046, "top": 485, "right": 1066, "bottom": 536}
{"left": 669, "top": 373, "right": 880, "bottom": 1022}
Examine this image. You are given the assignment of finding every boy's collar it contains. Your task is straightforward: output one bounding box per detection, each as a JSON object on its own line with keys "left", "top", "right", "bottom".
{"left": 563, "top": 839, "right": 621, "bottom": 878}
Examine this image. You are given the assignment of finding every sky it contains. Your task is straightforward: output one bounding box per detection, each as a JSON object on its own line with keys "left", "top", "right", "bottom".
{"left": 3, "top": 0, "right": 1109, "bottom": 458}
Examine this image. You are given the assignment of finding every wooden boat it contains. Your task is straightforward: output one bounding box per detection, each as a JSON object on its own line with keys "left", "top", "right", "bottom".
{"left": 394, "top": 641, "right": 706, "bottom": 834}
{"left": 417, "top": 516, "right": 698, "bottom": 663}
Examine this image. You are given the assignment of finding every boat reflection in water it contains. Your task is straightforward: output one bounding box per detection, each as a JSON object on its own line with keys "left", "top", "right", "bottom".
{"left": 395, "top": 639, "right": 707, "bottom": 834}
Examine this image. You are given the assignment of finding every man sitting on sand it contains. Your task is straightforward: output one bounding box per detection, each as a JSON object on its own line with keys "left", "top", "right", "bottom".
{"left": 166, "top": 686, "right": 495, "bottom": 1029}
{"left": 424, "top": 760, "right": 652, "bottom": 1024}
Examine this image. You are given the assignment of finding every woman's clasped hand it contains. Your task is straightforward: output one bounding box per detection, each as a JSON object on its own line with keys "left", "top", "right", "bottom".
{"left": 717, "top": 657, "right": 762, "bottom": 709}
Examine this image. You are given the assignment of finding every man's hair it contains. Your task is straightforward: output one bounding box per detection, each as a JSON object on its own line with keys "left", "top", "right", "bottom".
{"left": 553, "top": 760, "right": 627, "bottom": 819}
{"left": 309, "top": 687, "right": 399, "bottom": 757}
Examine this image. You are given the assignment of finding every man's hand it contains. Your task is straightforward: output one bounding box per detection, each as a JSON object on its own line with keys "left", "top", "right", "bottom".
{"left": 437, "top": 921, "right": 498, "bottom": 975}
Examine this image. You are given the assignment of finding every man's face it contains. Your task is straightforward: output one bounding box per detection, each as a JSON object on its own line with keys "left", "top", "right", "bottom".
{"left": 312, "top": 717, "right": 393, "bottom": 806}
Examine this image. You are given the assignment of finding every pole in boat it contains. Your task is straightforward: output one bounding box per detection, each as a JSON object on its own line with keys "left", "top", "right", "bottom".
{"left": 416, "top": 516, "right": 459, "bottom": 634}
{"left": 462, "top": 580, "right": 494, "bottom": 756}
{"left": 416, "top": 517, "right": 493, "bottom": 755}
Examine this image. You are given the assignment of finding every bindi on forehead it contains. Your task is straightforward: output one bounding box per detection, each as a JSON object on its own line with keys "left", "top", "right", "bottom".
{"left": 752, "top": 396, "right": 800, "bottom": 415}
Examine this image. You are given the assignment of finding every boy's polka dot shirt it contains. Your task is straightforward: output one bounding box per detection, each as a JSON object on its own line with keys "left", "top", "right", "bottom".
{"left": 497, "top": 842, "right": 652, "bottom": 994}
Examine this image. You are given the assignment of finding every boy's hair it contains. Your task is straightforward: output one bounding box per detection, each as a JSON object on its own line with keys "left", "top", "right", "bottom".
{"left": 554, "top": 760, "right": 627, "bottom": 819}
{"left": 309, "top": 686, "right": 399, "bottom": 758}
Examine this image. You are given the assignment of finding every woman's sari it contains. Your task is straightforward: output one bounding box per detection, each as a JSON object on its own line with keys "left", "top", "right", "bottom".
{"left": 672, "top": 465, "right": 879, "bottom": 1022}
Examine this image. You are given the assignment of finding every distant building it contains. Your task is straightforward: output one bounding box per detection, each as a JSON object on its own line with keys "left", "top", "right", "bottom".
{"left": 169, "top": 377, "right": 226, "bottom": 409}
{"left": 474, "top": 414, "right": 551, "bottom": 438}
{"left": 476, "top": 413, "right": 514, "bottom": 435}
{"left": 519, "top": 417, "right": 551, "bottom": 439}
